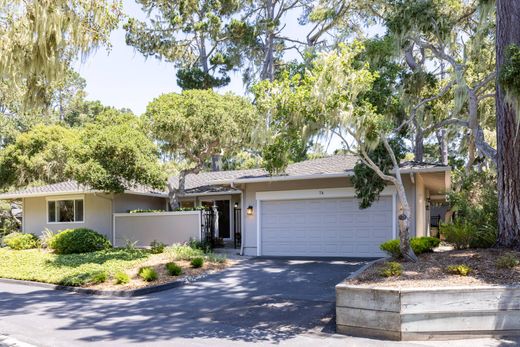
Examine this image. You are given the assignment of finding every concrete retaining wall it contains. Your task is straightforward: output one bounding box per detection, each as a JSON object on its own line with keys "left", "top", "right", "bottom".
{"left": 336, "top": 284, "right": 520, "bottom": 340}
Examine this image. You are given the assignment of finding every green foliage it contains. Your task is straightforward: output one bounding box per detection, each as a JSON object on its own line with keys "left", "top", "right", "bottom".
{"left": 190, "top": 257, "right": 204, "bottom": 268}
{"left": 351, "top": 138, "right": 406, "bottom": 208}
{"left": 149, "top": 240, "right": 166, "bottom": 254}
{"left": 138, "top": 266, "right": 158, "bottom": 282}
{"left": 380, "top": 261, "right": 403, "bottom": 277}
{"left": 167, "top": 244, "right": 205, "bottom": 261}
{"left": 70, "top": 114, "right": 166, "bottom": 193}
{"left": 496, "top": 254, "right": 520, "bottom": 269}
{"left": 0, "top": 125, "right": 79, "bottom": 189}
{"left": 165, "top": 262, "right": 182, "bottom": 276}
{"left": 446, "top": 264, "right": 471, "bottom": 276}
{"left": 205, "top": 253, "right": 227, "bottom": 264}
{"left": 440, "top": 221, "right": 476, "bottom": 249}
{"left": 0, "top": 0, "right": 122, "bottom": 110}
{"left": 2, "top": 232, "right": 39, "bottom": 250}
{"left": 89, "top": 270, "right": 108, "bottom": 284}
{"left": 380, "top": 237, "right": 440, "bottom": 258}
{"left": 0, "top": 248, "right": 149, "bottom": 285}
{"left": 124, "top": 0, "right": 240, "bottom": 89}
{"left": 129, "top": 209, "right": 165, "bottom": 214}
{"left": 49, "top": 228, "right": 111, "bottom": 255}
{"left": 444, "top": 171, "right": 498, "bottom": 248}
{"left": 115, "top": 271, "right": 130, "bottom": 285}
{"left": 39, "top": 228, "right": 55, "bottom": 249}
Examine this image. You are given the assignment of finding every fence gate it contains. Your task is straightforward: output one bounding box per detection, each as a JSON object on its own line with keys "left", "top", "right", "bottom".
{"left": 234, "top": 207, "right": 241, "bottom": 249}
{"left": 202, "top": 209, "right": 216, "bottom": 248}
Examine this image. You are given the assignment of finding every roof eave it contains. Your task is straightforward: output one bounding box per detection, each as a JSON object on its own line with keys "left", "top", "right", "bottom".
{"left": 211, "top": 172, "right": 354, "bottom": 185}
{"left": 0, "top": 190, "right": 168, "bottom": 200}
{"left": 395, "top": 166, "right": 452, "bottom": 174}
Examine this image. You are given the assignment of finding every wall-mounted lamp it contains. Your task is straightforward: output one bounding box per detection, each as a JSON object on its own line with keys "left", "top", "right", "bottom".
{"left": 234, "top": 202, "right": 239, "bottom": 209}
{"left": 247, "top": 205, "right": 254, "bottom": 215}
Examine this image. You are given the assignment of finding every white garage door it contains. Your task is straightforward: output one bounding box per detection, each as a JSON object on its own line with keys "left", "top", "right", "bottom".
{"left": 260, "top": 196, "right": 393, "bottom": 257}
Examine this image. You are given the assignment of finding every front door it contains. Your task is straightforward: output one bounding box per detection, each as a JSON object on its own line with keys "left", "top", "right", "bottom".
{"left": 201, "top": 200, "right": 231, "bottom": 239}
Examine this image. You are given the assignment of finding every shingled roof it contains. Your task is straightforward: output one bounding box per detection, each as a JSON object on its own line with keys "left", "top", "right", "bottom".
{"left": 0, "top": 180, "right": 167, "bottom": 199}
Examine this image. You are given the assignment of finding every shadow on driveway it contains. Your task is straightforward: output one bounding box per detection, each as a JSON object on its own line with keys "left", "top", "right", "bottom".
{"left": 0, "top": 258, "right": 369, "bottom": 346}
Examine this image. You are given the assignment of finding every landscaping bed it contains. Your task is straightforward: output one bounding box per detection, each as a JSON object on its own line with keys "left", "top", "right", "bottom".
{"left": 347, "top": 248, "right": 520, "bottom": 288}
{"left": 0, "top": 246, "right": 233, "bottom": 291}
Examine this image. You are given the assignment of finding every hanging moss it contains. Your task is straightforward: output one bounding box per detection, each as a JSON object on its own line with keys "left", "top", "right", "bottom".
{"left": 499, "top": 44, "right": 520, "bottom": 120}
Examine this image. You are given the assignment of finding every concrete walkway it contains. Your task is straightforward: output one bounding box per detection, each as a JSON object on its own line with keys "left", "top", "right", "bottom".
{"left": 0, "top": 258, "right": 518, "bottom": 347}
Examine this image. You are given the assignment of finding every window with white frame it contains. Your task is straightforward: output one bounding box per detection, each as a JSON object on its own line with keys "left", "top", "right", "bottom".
{"left": 47, "top": 198, "right": 84, "bottom": 223}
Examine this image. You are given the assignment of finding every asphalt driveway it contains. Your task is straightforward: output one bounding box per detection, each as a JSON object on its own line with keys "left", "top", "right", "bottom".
{"left": 0, "top": 257, "right": 368, "bottom": 346}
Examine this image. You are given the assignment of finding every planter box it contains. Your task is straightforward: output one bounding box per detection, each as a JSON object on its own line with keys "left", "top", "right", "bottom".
{"left": 336, "top": 283, "right": 520, "bottom": 340}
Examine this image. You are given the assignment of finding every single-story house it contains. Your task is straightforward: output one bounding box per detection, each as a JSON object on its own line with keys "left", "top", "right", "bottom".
{"left": 0, "top": 155, "right": 451, "bottom": 258}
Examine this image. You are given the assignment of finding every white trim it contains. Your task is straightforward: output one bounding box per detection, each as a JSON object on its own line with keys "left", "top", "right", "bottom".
{"left": 256, "top": 186, "right": 396, "bottom": 201}
{"left": 239, "top": 190, "right": 245, "bottom": 256}
{"left": 21, "top": 198, "right": 25, "bottom": 233}
{"left": 182, "top": 191, "right": 241, "bottom": 197}
{"left": 112, "top": 214, "right": 116, "bottom": 245}
{"left": 46, "top": 194, "right": 84, "bottom": 201}
{"left": 113, "top": 211, "right": 200, "bottom": 217}
{"left": 211, "top": 172, "right": 353, "bottom": 186}
{"left": 198, "top": 210, "right": 203, "bottom": 241}
{"left": 395, "top": 166, "right": 451, "bottom": 174}
{"left": 392, "top": 192, "right": 397, "bottom": 240}
{"left": 46, "top": 197, "right": 85, "bottom": 224}
{"left": 256, "top": 199, "right": 261, "bottom": 256}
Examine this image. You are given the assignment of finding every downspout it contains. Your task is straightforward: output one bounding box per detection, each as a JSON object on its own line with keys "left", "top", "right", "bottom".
{"left": 231, "top": 182, "right": 246, "bottom": 256}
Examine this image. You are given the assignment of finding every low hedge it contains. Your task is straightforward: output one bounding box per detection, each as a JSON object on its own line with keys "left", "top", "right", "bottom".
{"left": 380, "top": 237, "right": 441, "bottom": 258}
{"left": 49, "top": 228, "right": 111, "bottom": 254}
{"left": 2, "top": 232, "right": 40, "bottom": 250}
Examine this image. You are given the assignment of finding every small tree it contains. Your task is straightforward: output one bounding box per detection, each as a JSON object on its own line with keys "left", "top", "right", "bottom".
{"left": 144, "top": 90, "right": 258, "bottom": 209}
{"left": 0, "top": 113, "right": 165, "bottom": 193}
{"left": 255, "top": 42, "right": 418, "bottom": 261}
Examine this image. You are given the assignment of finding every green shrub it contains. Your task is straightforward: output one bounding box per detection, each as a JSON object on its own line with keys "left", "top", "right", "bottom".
{"left": 168, "top": 244, "right": 205, "bottom": 260}
{"left": 446, "top": 264, "right": 471, "bottom": 276}
{"left": 3, "top": 232, "right": 40, "bottom": 250}
{"left": 49, "top": 228, "right": 111, "bottom": 254}
{"left": 380, "top": 237, "right": 440, "bottom": 258}
{"left": 129, "top": 209, "right": 165, "bottom": 213}
{"left": 187, "top": 238, "right": 210, "bottom": 252}
{"left": 440, "top": 221, "right": 476, "bottom": 249}
{"left": 89, "top": 271, "right": 108, "bottom": 284}
{"left": 138, "top": 266, "right": 158, "bottom": 281}
{"left": 190, "top": 257, "right": 204, "bottom": 268}
{"left": 60, "top": 270, "right": 108, "bottom": 286}
{"left": 115, "top": 271, "right": 130, "bottom": 285}
{"left": 205, "top": 253, "right": 226, "bottom": 263}
{"left": 39, "top": 228, "right": 55, "bottom": 249}
{"left": 445, "top": 171, "right": 498, "bottom": 249}
{"left": 496, "top": 254, "right": 520, "bottom": 269}
{"left": 380, "top": 262, "right": 403, "bottom": 277}
{"left": 165, "top": 262, "right": 182, "bottom": 276}
{"left": 150, "top": 240, "right": 166, "bottom": 254}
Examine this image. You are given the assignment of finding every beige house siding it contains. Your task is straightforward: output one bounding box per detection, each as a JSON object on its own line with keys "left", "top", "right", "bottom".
{"left": 241, "top": 176, "right": 420, "bottom": 256}
{"left": 23, "top": 193, "right": 113, "bottom": 240}
{"left": 415, "top": 174, "right": 427, "bottom": 237}
{"left": 113, "top": 194, "right": 167, "bottom": 213}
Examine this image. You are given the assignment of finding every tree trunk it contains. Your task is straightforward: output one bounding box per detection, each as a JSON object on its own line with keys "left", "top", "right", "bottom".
{"left": 496, "top": 0, "right": 520, "bottom": 249}
{"left": 168, "top": 170, "right": 186, "bottom": 211}
{"left": 466, "top": 90, "right": 479, "bottom": 172}
{"left": 414, "top": 121, "right": 424, "bottom": 162}
{"left": 436, "top": 128, "right": 449, "bottom": 165}
{"left": 261, "top": 0, "right": 275, "bottom": 81}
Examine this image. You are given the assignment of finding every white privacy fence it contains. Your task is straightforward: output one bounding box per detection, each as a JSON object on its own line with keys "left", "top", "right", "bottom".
{"left": 112, "top": 211, "right": 202, "bottom": 247}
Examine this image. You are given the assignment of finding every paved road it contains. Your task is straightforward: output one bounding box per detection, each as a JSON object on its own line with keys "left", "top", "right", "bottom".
{"left": 0, "top": 258, "right": 518, "bottom": 347}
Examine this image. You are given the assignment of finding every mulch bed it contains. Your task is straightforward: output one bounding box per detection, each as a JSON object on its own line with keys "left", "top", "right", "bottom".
{"left": 87, "top": 254, "right": 235, "bottom": 291}
{"left": 348, "top": 248, "right": 520, "bottom": 288}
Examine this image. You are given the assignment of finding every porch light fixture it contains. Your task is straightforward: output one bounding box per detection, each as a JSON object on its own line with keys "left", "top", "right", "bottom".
{"left": 234, "top": 202, "right": 239, "bottom": 209}
{"left": 247, "top": 205, "right": 254, "bottom": 215}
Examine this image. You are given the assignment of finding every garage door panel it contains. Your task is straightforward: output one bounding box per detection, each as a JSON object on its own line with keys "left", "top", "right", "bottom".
{"left": 260, "top": 196, "right": 392, "bottom": 257}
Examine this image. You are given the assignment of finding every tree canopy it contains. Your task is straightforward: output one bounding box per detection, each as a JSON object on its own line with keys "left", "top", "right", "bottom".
{"left": 145, "top": 89, "right": 258, "bottom": 207}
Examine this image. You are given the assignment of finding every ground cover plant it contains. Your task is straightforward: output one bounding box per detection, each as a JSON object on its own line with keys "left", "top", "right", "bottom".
{"left": 2, "top": 232, "right": 39, "bottom": 250}
{"left": 0, "top": 241, "right": 230, "bottom": 289}
{"left": 380, "top": 237, "right": 440, "bottom": 258}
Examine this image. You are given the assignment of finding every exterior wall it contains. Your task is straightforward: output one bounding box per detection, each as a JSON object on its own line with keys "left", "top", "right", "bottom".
{"left": 242, "top": 176, "right": 419, "bottom": 256}
{"left": 113, "top": 212, "right": 201, "bottom": 247}
{"left": 113, "top": 194, "right": 167, "bottom": 213}
{"left": 23, "top": 193, "right": 113, "bottom": 240}
{"left": 415, "top": 174, "right": 427, "bottom": 237}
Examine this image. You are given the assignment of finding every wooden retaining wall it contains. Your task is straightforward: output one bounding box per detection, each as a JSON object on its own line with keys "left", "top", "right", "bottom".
{"left": 336, "top": 284, "right": 520, "bottom": 340}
